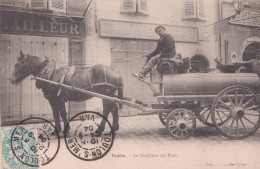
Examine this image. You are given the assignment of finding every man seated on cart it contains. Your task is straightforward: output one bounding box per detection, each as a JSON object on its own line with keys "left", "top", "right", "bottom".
{"left": 133, "top": 25, "right": 183, "bottom": 79}
{"left": 215, "top": 49, "right": 260, "bottom": 78}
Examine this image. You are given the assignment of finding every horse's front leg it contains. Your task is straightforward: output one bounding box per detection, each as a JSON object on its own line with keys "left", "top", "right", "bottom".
{"left": 49, "top": 99, "right": 62, "bottom": 135}
{"left": 59, "top": 99, "right": 70, "bottom": 135}
{"left": 95, "top": 99, "right": 110, "bottom": 136}
{"left": 110, "top": 102, "right": 119, "bottom": 132}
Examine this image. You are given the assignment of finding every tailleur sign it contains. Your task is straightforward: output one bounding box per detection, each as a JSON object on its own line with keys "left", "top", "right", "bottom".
{"left": 0, "top": 11, "right": 85, "bottom": 37}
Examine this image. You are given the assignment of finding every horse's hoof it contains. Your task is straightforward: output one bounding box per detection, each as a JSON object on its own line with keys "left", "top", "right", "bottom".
{"left": 51, "top": 131, "right": 60, "bottom": 138}
{"left": 95, "top": 131, "right": 102, "bottom": 137}
{"left": 112, "top": 125, "right": 119, "bottom": 132}
{"left": 63, "top": 125, "right": 70, "bottom": 134}
{"left": 95, "top": 129, "right": 104, "bottom": 137}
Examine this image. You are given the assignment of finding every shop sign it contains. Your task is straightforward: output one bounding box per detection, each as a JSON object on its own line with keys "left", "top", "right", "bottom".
{"left": 99, "top": 19, "right": 198, "bottom": 43}
{"left": 0, "top": 10, "right": 85, "bottom": 37}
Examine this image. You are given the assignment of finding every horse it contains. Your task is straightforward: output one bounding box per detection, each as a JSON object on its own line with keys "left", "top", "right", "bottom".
{"left": 11, "top": 51, "right": 123, "bottom": 136}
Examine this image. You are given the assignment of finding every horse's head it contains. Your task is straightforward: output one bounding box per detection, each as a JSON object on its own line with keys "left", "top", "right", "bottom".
{"left": 11, "top": 51, "right": 35, "bottom": 84}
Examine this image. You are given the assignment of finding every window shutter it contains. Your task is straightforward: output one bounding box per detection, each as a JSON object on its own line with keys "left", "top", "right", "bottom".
{"left": 0, "top": 0, "right": 27, "bottom": 7}
{"left": 49, "top": 0, "right": 66, "bottom": 13}
{"left": 137, "top": 0, "right": 148, "bottom": 14}
{"left": 183, "top": 0, "right": 196, "bottom": 19}
{"left": 197, "top": 0, "right": 206, "bottom": 20}
{"left": 120, "top": 0, "right": 136, "bottom": 13}
{"left": 28, "top": 0, "right": 47, "bottom": 9}
{"left": 67, "top": 0, "right": 88, "bottom": 16}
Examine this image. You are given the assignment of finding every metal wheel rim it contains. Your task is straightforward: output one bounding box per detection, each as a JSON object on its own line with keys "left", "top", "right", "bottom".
{"left": 212, "top": 86, "right": 260, "bottom": 139}
{"left": 166, "top": 108, "right": 196, "bottom": 139}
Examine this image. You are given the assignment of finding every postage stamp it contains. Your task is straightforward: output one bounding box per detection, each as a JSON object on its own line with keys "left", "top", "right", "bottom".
{"left": 64, "top": 111, "right": 114, "bottom": 161}
{"left": 10, "top": 117, "right": 60, "bottom": 167}
{"left": 1, "top": 126, "right": 37, "bottom": 169}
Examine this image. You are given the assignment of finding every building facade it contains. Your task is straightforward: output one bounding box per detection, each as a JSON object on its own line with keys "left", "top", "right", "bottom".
{"left": 1, "top": 0, "right": 222, "bottom": 123}
{"left": 0, "top": 0, "right": 86, "bottom": 124}
{"left": 215, "top": 0, "right": 260, "bottom": 64}
{"left": 85, "top": 0, "right": 219, "bottom": 115}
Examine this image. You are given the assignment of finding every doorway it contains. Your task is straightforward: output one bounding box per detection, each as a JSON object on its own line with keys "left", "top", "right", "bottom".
{"left": 242, "top": 42, "right": 260, "bottom": 61}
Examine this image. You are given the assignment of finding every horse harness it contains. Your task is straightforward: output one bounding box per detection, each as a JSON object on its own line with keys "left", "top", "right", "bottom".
{"left": 36, "top": 59, "right": 120, "bottom": 95}
{"left": 87, "top": 65, "right": 120, "bottom": 90}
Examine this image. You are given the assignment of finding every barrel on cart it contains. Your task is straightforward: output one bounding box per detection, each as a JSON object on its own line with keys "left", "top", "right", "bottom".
{"left": 147, "top": 61, "right": 260, "bottom": 140}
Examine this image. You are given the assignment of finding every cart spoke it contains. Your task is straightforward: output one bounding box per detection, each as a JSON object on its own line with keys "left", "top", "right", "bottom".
{"left": 200, "top": 107, "right": 210, "bottom": 116}
{"left": 181, "top": 131, "right": 184, "bottom": 137}
{"left": 176, "top": 130, "right": 180, "bottom": 136}
{"left": 242, "top": 97, "right": 256, "bottom": 109}
{"left": 168, "top": 124, "right": 176, "bottom": 128}
{"left": 218, "top": 100, "right": 231, "bottom": 110}
{"left": 215, "top": 109, "right": 230, "bottom": 112}
{"left": 216, "top": 111, "right": 223, "bottom": 122}
{"left": 183, "top": 116, "right": 192, "bottom": 121}
{"left": 238, "top": 92, "right": 246, "bottom": 106}
{"left": 184, "top": 129, "right": 189, "bottom": 135}
{"left": 215, "top": 113, "right": 230, "bottom": 121}
{"left": 205, "top": 110, "right": 211, "bottom": 122}
{"left": 243, "top": 116, "right": 257, "bottom": 127}
{"left": 244, "top": 112, "right": 260, "bottom": 117}
{"left": 225, "top": 93, "right": 234, "bottom": 107}
{"left": 240, "top": 119, "right": 248, "bottom": 134}
{"left": 170, "top": 127, "right": 178, "bottom": 133}
{"left": 245, "top": 105, "right": 259, "bottom": 111}
{"left": 219, "top": 116, "right": 232, "bottom": 129}
{"left": 228, "top": 118, "right": 235, "bottom": 135}
{"left": 235, "top": 90, "right": 238, "bottom": 106}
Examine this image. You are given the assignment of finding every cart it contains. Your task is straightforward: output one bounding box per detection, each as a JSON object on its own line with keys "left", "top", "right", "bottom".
{"left": 35, "top": 65, "right": 260, "bottom": 140}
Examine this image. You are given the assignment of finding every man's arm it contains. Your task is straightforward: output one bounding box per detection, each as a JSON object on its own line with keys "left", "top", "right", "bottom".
{"left": 147, "top": 43, "right": 161, "bottom": 58}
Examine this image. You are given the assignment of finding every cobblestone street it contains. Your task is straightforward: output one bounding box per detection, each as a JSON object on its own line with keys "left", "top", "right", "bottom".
{"left": 42, "top": 114, "right": 260, "bottom": 169}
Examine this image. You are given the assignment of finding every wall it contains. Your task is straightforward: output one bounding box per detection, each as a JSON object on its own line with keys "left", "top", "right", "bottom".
{"left": 0, "top": 34, "right": 69, "bottom": 124}
{"left": 220, "top": 2, "right": 260, "bottom": 63}
{"left": 85, "top": 0, "right": 219, "bottom": 65}
{"left": 83, "top": 0, "right": 219, "bottom": 115}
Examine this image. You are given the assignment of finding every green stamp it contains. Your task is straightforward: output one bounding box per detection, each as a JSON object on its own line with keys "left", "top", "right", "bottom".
{"left": 1, "top": 126, "right": 37, "bottom": 169}
{"left": 2, "top": 117, "right": 60, "bottom": 168}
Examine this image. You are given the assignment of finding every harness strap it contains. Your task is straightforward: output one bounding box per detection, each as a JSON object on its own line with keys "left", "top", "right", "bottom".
{"left": 57, "top": 65, "right": 71, "bottom": 96}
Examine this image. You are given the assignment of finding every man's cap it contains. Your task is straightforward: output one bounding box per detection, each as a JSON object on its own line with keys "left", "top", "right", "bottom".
{"left": 155, "top": 25, "right": 165, "bottom": 33}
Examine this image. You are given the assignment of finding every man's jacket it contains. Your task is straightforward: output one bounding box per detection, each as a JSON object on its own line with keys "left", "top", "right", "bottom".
{"left": 148, "top": 34, "right": 176, "bottom": 58}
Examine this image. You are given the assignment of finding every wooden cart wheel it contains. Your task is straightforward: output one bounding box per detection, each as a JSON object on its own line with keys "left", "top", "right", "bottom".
{"left": 166, "top": 108, "right": 196, "bottom": 139}
{"left": 212, "top": 86, "right": 260, "bottom": 139}
{"left": 159, "top": 112, "right": 169, "bottom": 126}
{"left": 197, "top": 106, "right": 214, "bottom": 127}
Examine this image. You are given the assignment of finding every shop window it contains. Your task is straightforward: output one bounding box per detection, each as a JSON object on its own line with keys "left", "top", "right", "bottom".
{"left": 120, "top": 0, "right": 148, "bottom": 15}
{"left": 0, "top": 0, "right": 27, "bottom": 7}
{"left": 182, "top": 0, "right": 206, "bottom": 21}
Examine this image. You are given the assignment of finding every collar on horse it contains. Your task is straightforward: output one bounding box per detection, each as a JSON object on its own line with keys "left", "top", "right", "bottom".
{"left": 34, "top": 58, "right": 56, "bottom": 89}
